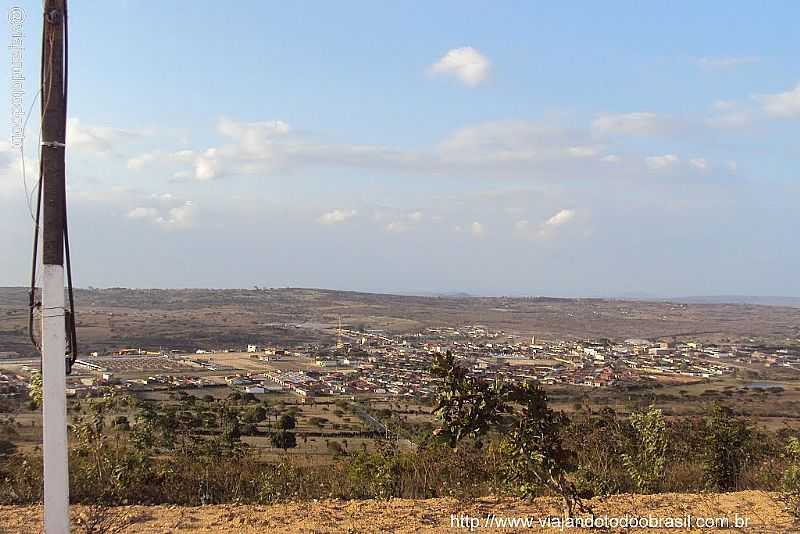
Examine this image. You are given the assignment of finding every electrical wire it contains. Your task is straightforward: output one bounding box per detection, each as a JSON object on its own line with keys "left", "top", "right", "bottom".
{"left": 63, "top": 0, "right": 78, "bottom": 373}
{"left": 29, "top": 0, "right": 78, "bottom": 375}
{"left": 19, "top": 88, "right": 42, "bottom": 223}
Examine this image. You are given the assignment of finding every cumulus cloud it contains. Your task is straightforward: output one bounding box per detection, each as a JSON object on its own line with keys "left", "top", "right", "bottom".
{"left": 67, "top": 117, "right": 140, "bottom": 155}
{"left": 128, "top": 115, "right": 736, "bottom": 185}
{"left": 689, "top": 158, "right": 711, "bottom": 172}
{"left": 127, "top": 207, "right": 158, "bottom": 219}
{"left": 516, "top": 209, "right": 577, "bottom": 240}
{"left": 592, "top": 112, "right": 670, "bottom": 136}
{"left": 150, "top": 117, "right": 608, "bottom": 182}
{"left": 156, "top": 201, "right": 194, "bottom": 228}
{"left": 645, "top": 154, "right": 679, "bottom": 170}
{"left": 126, "top": 199, "right": 194, "bottom": 229}
{"left": 318, "top": 209, "right": 357, "bottom": 225}
{"left": 381, "top": 210, "right": 426, "bottom": 234}
{"left": 194, "top": 149, "right": 220, "bottom": 180}
{"left": 438, "top": 120, "right": 603, "bottom": 165}
{"left": 127, "top": 151, "right": 161, "bottom": 170}
{"left": 756, "top": 83, "right": 800, "bottom": 118}
{"left": 429, "top": 47, "right": 490, "bottom": 87}
{"left": 544, "top": 209, "right": 575, "bottom": 228}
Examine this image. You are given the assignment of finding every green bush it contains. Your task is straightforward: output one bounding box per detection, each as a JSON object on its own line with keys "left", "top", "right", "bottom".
{"left": 702, "top": 404, "right": 752, "bottom": 491}
{"left": 622, "top": 406, "right": 667, "bottom": 493}
{"left": 782, "top": 437, "right": 800, "bottom": 519}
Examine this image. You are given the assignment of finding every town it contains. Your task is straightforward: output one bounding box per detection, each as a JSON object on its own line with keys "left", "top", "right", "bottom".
{"left": 4, "top": 324, "right": 797, "bottom": 404}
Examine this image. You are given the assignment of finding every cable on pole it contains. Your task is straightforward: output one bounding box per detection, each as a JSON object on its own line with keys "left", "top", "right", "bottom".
{"left": 29, "top": 0, "right": 78, "bottom": 374}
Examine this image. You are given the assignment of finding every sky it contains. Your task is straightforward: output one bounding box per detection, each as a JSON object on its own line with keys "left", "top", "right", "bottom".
{"left": 1, "top": 1, "right": 799, "bottom": 297}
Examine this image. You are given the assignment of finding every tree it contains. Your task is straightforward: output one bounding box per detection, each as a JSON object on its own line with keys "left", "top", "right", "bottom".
{"left": 271, "top": 430, "right": 296, "bottom": 450}
{"left": 278, "top": 414, "right": 296, "bottom": 431}
{"left": 430, "top": 351, "right": 588, "bottom": 518}
{"left": 244, "top": 405, "right": 267, "bottom": 424}
{"left": 221, "top": 407, "right": 242, "bottom": 447}
{"left": 430, "top": 351, "right": 513, "bottom": 447}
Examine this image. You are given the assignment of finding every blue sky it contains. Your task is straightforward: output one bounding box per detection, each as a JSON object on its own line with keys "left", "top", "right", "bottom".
{"left": 2, "top": 1, "right": 799, "bottom": 296}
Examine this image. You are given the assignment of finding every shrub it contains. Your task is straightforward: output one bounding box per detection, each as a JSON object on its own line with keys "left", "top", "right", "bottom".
{"left": 702, "top": 404, "right": 752, "bottom": 491}
{"left": 622, "top": 406, "right": 667, "bottom": 493}
{"left": 781, "top": 437, "right": 800, "bottom": 519}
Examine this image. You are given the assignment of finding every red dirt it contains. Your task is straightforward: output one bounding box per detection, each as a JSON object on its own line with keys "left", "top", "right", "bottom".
{"left": 0, "top": 491, "right": 798, "bottom": 533}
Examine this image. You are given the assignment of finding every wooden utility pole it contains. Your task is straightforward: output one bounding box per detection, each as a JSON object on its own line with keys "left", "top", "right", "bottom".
{"left": 40, "top": 1, "right": 70, "bottom": 531}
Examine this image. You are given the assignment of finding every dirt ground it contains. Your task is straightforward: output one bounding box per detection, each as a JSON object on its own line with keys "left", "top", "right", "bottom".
{"left": 0, "top": 491, "right": 797, "bottom": 533}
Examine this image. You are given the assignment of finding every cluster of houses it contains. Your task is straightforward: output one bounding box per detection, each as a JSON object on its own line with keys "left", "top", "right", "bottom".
{"left": 9, "top": 323, "right": 797, "bottom": 403}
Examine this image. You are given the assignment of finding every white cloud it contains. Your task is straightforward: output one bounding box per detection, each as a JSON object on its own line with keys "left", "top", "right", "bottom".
{"left": 756, "top": 83, "right": 800, "bottom": 118}
{"left": 544, "top": 209, "right": 575, "bottom": 228}
{"left": 217, "top": 117, "right": 290, "bottom": 156}
{"left": 592, "top": 112, "right": 668, "bottom": 136}
{"left": 126, "top": 199, "right": 194, "bottom": 229}
{"left": 689, "top": 158, "right": 711, "bottom": 172}
{"left": 194, "top": 149, "right": 219, "bottom": 180}
{"left": 430, "top": 47, "right": 490, "bottom": 87}
{"left": 645, "top": 154, "right": 679, "bottom": 170}
{"left": 516, "top": 209, "right": 577, "bottom": 240}
{"left": 127, "top": 151, "right": 161, "bottom": 170}
{"left": 567, "top": 146, "right": 601, "bottom": 158}
{"left": 127, "top": 207, "right": 158, "bottom": 219}
{"left": 318, "top": 209, "right": 357, "bottom": 225}
{"left": 156, "top": 201, "right": 194, "bottom": 229}
{"left": 382, "top": 210, "right": 425, "bottom": 233}
{"left": 439, "top": 120, "right": 603, "bottom": 165}
{"left": 136, "top": 115, "right": 734, "bottom": 185}
{"left": 67, "top": 117, "right": 139, "bottom": 155}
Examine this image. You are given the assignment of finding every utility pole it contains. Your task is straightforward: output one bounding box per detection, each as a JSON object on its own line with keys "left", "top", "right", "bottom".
{"left": 40, "top": 0, "right": 70, "bottom": 531}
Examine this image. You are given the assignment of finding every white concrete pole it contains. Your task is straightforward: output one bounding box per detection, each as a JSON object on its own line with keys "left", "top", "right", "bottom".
{"left": 41, "top": 264, "right": 70, "bottom": 533}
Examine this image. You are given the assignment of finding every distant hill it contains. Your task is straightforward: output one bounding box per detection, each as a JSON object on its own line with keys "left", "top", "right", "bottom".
{"left": 671, "top": 295, "right": 800, "bottom": 308}
{"left": 2, "top": 286, "right": 800, "bottom": 357}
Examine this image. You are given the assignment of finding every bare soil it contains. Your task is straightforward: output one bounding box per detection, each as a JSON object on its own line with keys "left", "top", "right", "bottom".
{"left": 0, "top": 491, "right": 797, "bottom": 533}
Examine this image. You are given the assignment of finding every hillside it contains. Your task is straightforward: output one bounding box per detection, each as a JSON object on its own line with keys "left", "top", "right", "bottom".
{"left": 2, "top": 286, "right": 800, "bottom": 357}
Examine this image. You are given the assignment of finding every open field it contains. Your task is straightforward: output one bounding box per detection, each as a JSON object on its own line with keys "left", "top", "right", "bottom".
{"left": 0, "top": 491, "right": 796, "bottom": 533}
